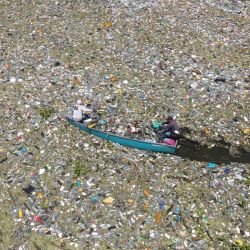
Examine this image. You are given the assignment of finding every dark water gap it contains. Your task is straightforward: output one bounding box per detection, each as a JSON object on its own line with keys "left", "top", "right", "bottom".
{"left": 175, "top": 128, "right": 250, "bottom": 164}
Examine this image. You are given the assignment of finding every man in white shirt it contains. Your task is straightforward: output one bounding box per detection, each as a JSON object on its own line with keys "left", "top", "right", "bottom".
{"left": 72, "top": 100, "right": 92, "bottom": 122}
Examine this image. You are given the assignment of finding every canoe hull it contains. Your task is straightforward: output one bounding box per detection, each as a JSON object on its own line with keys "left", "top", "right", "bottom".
{"left": 66, "top": 116, "right": 177, "bottom": 154}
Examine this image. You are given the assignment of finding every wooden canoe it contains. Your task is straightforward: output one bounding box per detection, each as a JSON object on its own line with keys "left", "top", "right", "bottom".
{"left": 65, "top": 116, "right": 177, "bottom": 154}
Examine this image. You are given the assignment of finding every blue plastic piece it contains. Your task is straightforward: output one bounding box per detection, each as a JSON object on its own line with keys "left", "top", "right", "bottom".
{"left": 99, "top": 120, "right": 107, "bottom": 125}
{"left": 18, "top": 146, "right": 28, "bottom": 154}
{"left": 174, "top": 207, "right": 180, "bottom": 214}
{"left": 91, "top": 195, "right": 100, "bottom": 203}
{"left": 158, "top": 201, "right": 164, "bottom": 209}
{"left": 174, "top": 215, "right": 181, "bottom": 222}
{"left": 207, "top": 162, "right": 217, "bottom": 168}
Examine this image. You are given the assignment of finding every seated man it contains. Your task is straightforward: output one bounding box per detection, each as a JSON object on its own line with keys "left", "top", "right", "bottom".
{"left": 159, "top": 116, "right": 180, "bottom": 141}
{"left": 72, "top": 100, "right": 93, "bottom": 123}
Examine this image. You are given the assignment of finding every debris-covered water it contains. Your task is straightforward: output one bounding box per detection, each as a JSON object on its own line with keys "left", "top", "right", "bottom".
{"left": 0, "top": 0, "right": 249, "bottom": 249}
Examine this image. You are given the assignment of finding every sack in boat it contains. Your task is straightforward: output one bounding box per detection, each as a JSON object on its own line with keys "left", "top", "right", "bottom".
{"left": 163, "top": 139, "right": 176, "bottom": 146}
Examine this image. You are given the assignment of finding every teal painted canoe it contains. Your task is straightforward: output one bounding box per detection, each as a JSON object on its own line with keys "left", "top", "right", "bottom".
{"left": 66, "top": 116, "right": 177, "bottom": 154}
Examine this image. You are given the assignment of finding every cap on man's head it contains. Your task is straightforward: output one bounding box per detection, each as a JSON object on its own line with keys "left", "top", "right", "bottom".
{"left": 76, "top": 100, "right": 82, "bottom": 105}
{"left": 166, "top": 116, "right": 173, "bottom": 121}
